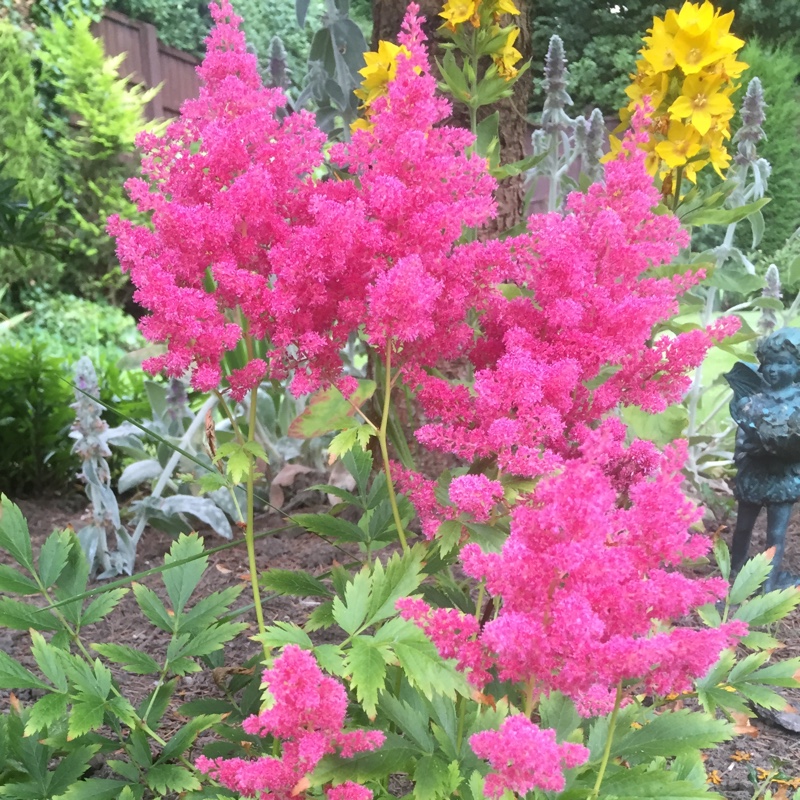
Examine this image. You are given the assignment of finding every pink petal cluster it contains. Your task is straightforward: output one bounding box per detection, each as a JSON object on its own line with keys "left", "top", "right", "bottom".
{"left": 448, "top": 474, "right": 505, "bottom": 522}
{"left": 470, "top": 715, "right": 589, "bottom": 797}
{"left": 110, "top": 1, "right": 499, "bottom": 397}
{"left": 196, "top": 646, "right": 383, "bottom": 799}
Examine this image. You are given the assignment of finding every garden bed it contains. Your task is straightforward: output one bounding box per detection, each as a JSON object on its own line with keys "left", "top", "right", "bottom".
{"left": 4, "top": 492, "right": 800, "bottom": 800}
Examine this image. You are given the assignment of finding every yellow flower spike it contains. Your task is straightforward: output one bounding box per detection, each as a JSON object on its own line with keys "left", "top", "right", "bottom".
{"left": 655, "top": 120, "right": 702, "bottom": 168}
{"left": 439, "top": 0, "right": 479, "bottom": 31}
{"left": 493, "top": 26, "right": 523, "bottom": 80}
{"left": 668, "top": 73, "right": 734, "bottom": 136}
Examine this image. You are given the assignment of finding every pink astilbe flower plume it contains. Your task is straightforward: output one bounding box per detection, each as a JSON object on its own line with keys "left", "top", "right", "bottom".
{"left": 471, "top": 715, "right": 589, "bottom": 797}
{"left": 110, "top": 2, "right": 502, "bottom": 398}
{"left": 196, "top": 646, "right": 383, "bottom": 799}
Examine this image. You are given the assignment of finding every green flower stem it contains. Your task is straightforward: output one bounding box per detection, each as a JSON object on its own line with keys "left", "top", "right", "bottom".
{"left": 672, "top": 166, "right": 684, "bottom": 212}
{"left": 246, "top": 385, "right": 268, "bottom": 651}
{"left": 475, "top": 580, "right": 485, "bottom": 621}
{"left": 377, "top": 343, "right": 409, "bottom": 552}
{"left": 589, "top": 682, "right": 623, "bottom": 800}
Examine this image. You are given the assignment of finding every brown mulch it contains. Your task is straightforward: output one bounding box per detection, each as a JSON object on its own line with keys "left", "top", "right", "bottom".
{"left": 3, "top": 492, "right": 800, "bottom": 800}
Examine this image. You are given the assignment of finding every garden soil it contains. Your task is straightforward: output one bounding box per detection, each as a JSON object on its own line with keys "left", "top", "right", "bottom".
{"left": 3, "top": 492, "right": 800, "bottom": 800}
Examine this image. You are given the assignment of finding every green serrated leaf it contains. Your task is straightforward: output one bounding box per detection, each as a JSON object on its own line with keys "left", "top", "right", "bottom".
{"left": 0, "top": 649, "right": 50, "bottom": 689}
{"left": 24, "top": 691, "right": 69, "bottom": 736}
{"left": 69, "top": 699, "right": 106, "bottom": 739}
{"left": 696, "top": 602, "right": 722, "bottom": 628}
{"left": 52, "top": 778, "right": 134, "bottom": 800}
{"left": 739, "top": 630, "right": 783, "bottom": 650}
{"left": 226, "top": 448, "right": 250, "bottom": 485}
{"left": 288, "top": 380, "right": 377, "bottom": 438}
{"left": 198, "top": 472, "right": 230, "bottom": 494}
{"left": 81, "top": 588, "right": 129, "bottom": 627}
{"left": 146, "top": 764, "right": 201, "bottom": 794}
{"left": 366, "top": 546, "right": 425, "bottom": 628}
{"left": 414, "top": 754, "right": 451, "bottom": 800}
{"left": 539, "top": 691, "right": 581, "bottom": 742}
{"left": 729, "top": 550, "right": 773, "bottom": 605}
{"left": 734, "top": 586, "right": 800, "bottom": 626}
{"left": 132, "top": 582, "right": 173, "bottom": 632}
{"left": 292, "top": 513, "right": 366, "bottom": 543}
{"left": 333, "top": 569, "right": 371, "bottom": 634}
{"left": 383, "top": 620, "right": 468, "bottom": 701}
{"left": 0, "top": 564, "right": 39, "bottom": 595}
{"left": 0, "top": 596, "right": 60, "bottom": 631}
{"left": 713, "top": 538, "right": 730, "bottom": 581}
{"left": 256, "top": 621, "right": 314, "bottom": 651}
{"left": 30, "top": 629, "right": 68, "bottom": 690}
{"left": 345, "top": 636, "right": 388, "bottom": 719}
{"left": 91, "top": 643, "right": 161, "bottom": 675}
{"left": 48, "top": 743, "right": 100, "bottom": 796}
{"left": 163, "top": 534, "right": 208, "bottom": 616}
{"left": 38, "top": 530, "right": 73, "bottom": 588}
{"left": 157, "top": 716, "right": 222, "bottom": 764}
{"left": 261, "top": 568, "right": 332, "bottom": 598}
{"left": 0, "top": 495, "right": 35, "bottom": 571}
{"left": 611, "top": 709, "right": 731, "bottom": 761}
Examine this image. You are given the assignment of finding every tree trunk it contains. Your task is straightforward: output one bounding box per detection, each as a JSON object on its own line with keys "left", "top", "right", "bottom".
{"left": 372, "top": 0, "right": 532, "bottom": 230}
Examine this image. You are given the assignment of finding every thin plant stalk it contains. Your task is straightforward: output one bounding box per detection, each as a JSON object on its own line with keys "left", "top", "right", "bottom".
{"left": 245, "top": 385, "right": 268, "bottom": 650}
{"left": 377, "top": 342, "right": 408, "bottom": 552}
{"left": 589, "top": 683, "right": 624, "bottom": 800}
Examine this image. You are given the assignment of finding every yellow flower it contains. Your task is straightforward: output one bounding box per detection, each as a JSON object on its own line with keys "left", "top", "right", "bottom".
{"left": 655, "top": 120, "right": 702, "bottom": 168}
{"left": 493, "top": 27, "right": 522, "bottom": 79}
{"left": 440, "top": 0, "right": 479, "bottom": 31}
{"left": 674, "top": 0, "right": 716, "bottom": 37}
{"left": 354, "top": 41, "right": 411, "bottom": 107}
{"left": 489, "top": 0, "right": 520, "bottom": 18}
{"left": 641, "top": 18, "right": 678, "bottom": 74}
{"left": 669, "top": 73, "right": 734, "bottom": 135}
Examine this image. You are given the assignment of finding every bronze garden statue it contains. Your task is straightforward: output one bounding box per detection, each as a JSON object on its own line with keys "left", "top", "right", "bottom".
{"left": 725, "top": 328, "right": 800, "bottom": 592}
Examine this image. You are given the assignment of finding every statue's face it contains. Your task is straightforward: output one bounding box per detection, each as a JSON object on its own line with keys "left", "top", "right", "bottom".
{"left": 761, "top": 351, "right": 800, "bottom": 390}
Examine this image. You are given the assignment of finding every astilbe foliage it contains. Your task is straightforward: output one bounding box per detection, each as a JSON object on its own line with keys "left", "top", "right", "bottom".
{"left": 197, "top": 646, "right": 383, "bottom": 799}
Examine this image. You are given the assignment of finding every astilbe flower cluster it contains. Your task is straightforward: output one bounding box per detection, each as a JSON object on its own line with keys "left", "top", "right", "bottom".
{"left": 470, "top": 716, "right": 589, "bottom": 797}
{"left": 196, "top": 646, "right": 383, "bottom": 800}
{"left": 403, "top": 124, "right": 738, "bottom": 521}
{"left": 110, "top": 1, "right": 498, "bottom": 398}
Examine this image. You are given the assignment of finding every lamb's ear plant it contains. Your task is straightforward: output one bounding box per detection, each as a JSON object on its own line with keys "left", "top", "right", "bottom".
{"left": 525, "top": 35, "right": 606, "bottom": 213}
{"left": 0, "top": 494, "right": 245, "bottom": 800}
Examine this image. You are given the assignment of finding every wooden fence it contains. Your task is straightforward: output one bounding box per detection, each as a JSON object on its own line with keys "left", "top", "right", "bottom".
{"left": 92, "top": 9, "right": 201, "bottom": 120}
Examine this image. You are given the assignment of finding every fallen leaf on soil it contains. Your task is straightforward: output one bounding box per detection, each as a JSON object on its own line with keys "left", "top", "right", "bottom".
{"left": 215, "top": 563, "right": 232, "bottom": 574}
{"left": 269, "top": 463, "right": 315, "bottom": 509}
{"left": 772, "top": 787, "right": 791, "bottom": 800}
{"left": 706, "top": 770, "right": 722, "bottom": 785}
{"left": 731, "top": 712, "right": 759, "bottom": 738}
{"left": 327, "top": 459, "right": 357, "bottom": 506}
{"left": 730, "top": 750, "right": 752, "bottom": 762}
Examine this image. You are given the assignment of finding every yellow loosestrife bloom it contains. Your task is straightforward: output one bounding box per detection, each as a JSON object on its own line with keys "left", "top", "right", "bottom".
{"left": 493, "top": 26, "right": 523, "bottom": 79}
{"left": 352, "top": 40, "right": 412, "bottom": 132}
{"left": 616, "top": 0, "right": 747, "bottom": 187}
{"left": 439, "top": 0, "right": 520, "bottom": 32}
{"left": 354, "top": 41, "right": 412, "bottom": 107}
